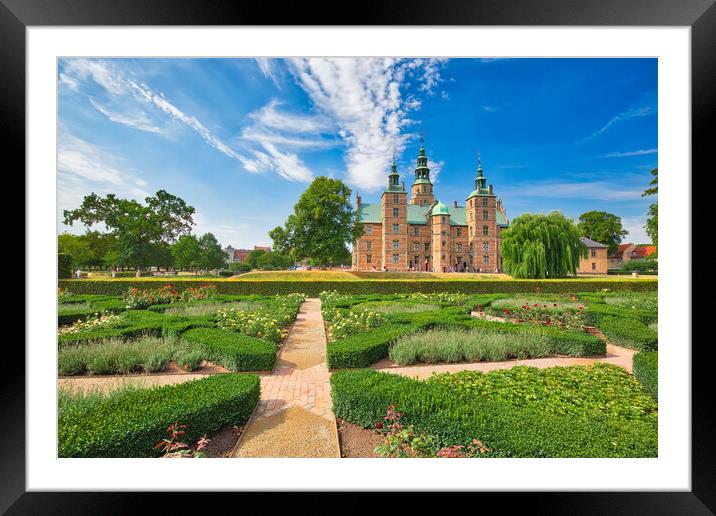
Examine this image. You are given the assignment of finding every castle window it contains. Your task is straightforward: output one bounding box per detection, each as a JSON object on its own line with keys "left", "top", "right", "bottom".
{"left": 366, "top": 225, "right": 373, "bottom": 235}
{"left": 413, "top": 242, "right": 419, "bottom": 252}
{"left": 441, "top": 230, "right": 446, "bottom": 237}
{"left": 366, "top": 254, "right": 372, "bottom": 264}
{"left": 483, "top": 225, "right": 489, "bottom": 236}
{"left": 456, "top": 228, "right": 462, "bottom": 237}
{"left": 483, "top": 242, "right": 489, "bottom": 252}
{"left": 414, "top": 255, "right": 420, "bottom": 265}
{"left": 413, "top": 226, "right": 420, "bottom": 236}
{"left": 442, "top": 216, "right": 446, "bottom": 224}
{"left": 442, "top": 241, "right": 445, "bottom": 247}
{"left": 422, "top": 185, "right": 427, "bottom": 193}
{"left": 592, "top": 262, "right": 597, "bottom": 270}
{"left": 366, "top": 241, "right": 372, "bottom": 251}
{"left": 456, "top": 243, "right": 462, "bottom": 253}
{"left": 392, "top": 254, "right": 399, "bottom": 265}
{"left": 393, "top": 240, "right": 399, "bottom": 250}
{"left": 483, "top": 255, "right": 489, "bottom": 265}
{"left": 393, "top": 223, "right": 399, "bottom": 234}
{"left": 393, "top": 207, "right": 399, "bottom": 217}
{"left": 393, "top": 194, "right": 399, "bottom": 203}
{"left": 591, "top": 249, "right": 596, "bottom": 257}
{"left": 482, "top": 197, "right": 488, "bottom": 207}
{"left": 483, "top": 210, "right": 489, "bottom": 219}
{"left": 424, "top": 243, "right": 430, "bottom": 252}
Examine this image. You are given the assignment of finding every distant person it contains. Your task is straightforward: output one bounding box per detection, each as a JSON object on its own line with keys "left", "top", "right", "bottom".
{"left": 75, "top": 269, "right": 82, "bottom": 279}
{"left": 111, "top": 267, "right": 116, "bottom": 278}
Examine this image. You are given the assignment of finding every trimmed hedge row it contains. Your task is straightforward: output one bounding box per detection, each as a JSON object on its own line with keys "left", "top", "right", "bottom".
{"left": 58, "top": 254, "right": 73, "bottom": 279}
{"left": 58, "top": 299, "right": 128, "bottom": 326}
{"left": 327, "top": 324, "right": 423, "bottom": 369}
{"left": 182, "top": 328, "right": 276, "bottom": 371}
{"left": 633, "top": 351, "right": 658, "bottom": 401}
{"left": 59, "top": 374, "right": 260, "bottom": 457}
{"left": 600, "top": 316, "right": 658, "bottom": 351}
{"left": 58, "top": 278, "right": 658, "bottom": 297}
{"left": 331, "top": 369, "right": 657, "bottom": 457}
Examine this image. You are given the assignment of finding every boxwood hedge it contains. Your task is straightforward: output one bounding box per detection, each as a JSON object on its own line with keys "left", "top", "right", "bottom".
{"left": 599, "top": 316, "right": 658, "bottom": 351}
{"left": 59, "top": 373, "right": 260, "bottom": 457}
{"left": 331, "top": 369, "right": 657, "bottom": 458}
{"left": 58, "top": 278, "right": 657, "bottom": 297}
{"left": 633, "top": 351, "right": 658, "bottom": 401}
{"left": 182, "top": 327, "right": 276, "bottom": 371}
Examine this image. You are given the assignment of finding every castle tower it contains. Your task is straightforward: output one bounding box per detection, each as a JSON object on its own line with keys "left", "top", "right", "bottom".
{"left": 410, "top": 140, "right": 435, "bottom": 206}
{"left": 381, "top": 157, "right": 408, "bottom": 271}
{"left": 430, "top": 201, "right": 451, "bottom": 272}
{"left": 466, "top": 153, "right": 501, "bottom": 272}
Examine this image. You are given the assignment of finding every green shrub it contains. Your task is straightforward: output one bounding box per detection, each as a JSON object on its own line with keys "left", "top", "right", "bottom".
{"left": 58, "top": 253, "right": 72, "bottom": 279}
{"left": 331, "top": 369, "right": 657, "bottom": 458}
{"left": 58, "top": 374, "right": 260, "bottom": 457}
{"left": 58, "top": 278, "right": 658, "bottom": 297}
{"left": 633, "top": 351, "right": 658, "bottom": 401}
{"left": 218, "top": 270, "right": 234, "bottom": 277}
{"left": 389, "top": 328, "right": 552, "bottom": 365}
{"left": 175, "top": 349, "right": 204, "bottom": 371}
{"left": 600, "top": 316, "right": 658, "bottom": 351}
{"left": 622, "top": 260, "right": 658, "bottom": 272}
{"left": 327, "top": 324, "right": 418, "bottom": 369}
{"left": 182, "top": 327, "right": 276, "bottom": 371}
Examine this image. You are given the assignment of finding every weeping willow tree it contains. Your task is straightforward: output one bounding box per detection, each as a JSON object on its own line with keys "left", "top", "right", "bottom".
{"left": 500, "top": 212, "right": 587, "bottom": 278}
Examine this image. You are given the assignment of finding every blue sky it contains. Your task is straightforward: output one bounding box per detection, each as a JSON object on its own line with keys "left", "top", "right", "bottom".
{"left": 57, "top": 57, "right": 657, "bottom": 247}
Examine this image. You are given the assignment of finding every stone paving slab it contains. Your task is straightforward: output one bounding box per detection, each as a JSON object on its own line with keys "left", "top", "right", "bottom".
{"left": 233, "top": 298, "right": 339, "bottom": 458}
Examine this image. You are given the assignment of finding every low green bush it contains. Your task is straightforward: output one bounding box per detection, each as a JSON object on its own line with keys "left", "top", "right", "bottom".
{"left": 58, "top": 374, "right": 260, "bottom": 457}
{"left": 622, "top": 260, "right": 658, "bottom": 272}
{"left": 599, "top": 316, "right": 658, "bottom": 351}
{"left": 327, "top": 324, "right": 419, "bottom": 369}
{"left": 182, "top": 327, "right": 276, "bottom": 371}
{"left": 633, "top": 351, "right": 658, "bottom": 401}
{"left": 331, "top": 369, "right": 657, "bottom": 458}
{"left": 59, "top": 278, "right": 658, "bottom": 297}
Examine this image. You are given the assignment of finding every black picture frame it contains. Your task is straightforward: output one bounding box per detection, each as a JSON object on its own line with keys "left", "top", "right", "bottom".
{"left": 5, "top": 0, "right": 711, "bottom": 512}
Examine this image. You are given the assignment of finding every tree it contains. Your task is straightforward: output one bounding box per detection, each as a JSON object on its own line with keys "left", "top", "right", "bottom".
{"left": 500, "top": 211, "right": 587, "bottom": 279}
{"left": 171, "top": 234, "right": 202, "bottom": 272}
{"left": 63, "top": 190, "right": 195, "bottom": 276}
{"left": 81, "top": 231, "right": 115, "bottom": 269}
{"left": 577, "top": 210, "right": 629, "bottom": 255}
{"left": 256, "top": 251, "right": 293, "bottom": 270}
{"left": 270, "top": 177, "right": 363, "bottom": 268}
{"left": 58, "top": 233, "right": 93, "bottom": 269}
{"left": 642, "top": 168, "right": 658, "bottom": 245}
{"left": 245, "top": 248, "right": 268, "bottom": 270}
{"left": 198, "top": 232, "right": 227, "bottom": 271}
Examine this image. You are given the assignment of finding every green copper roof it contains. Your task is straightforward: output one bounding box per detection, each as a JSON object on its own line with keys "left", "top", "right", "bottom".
{"left": 430, "top": 201, "right": 450, "bottom": 216}
{"left": 412, "top": 178, "right": 432, "bottom": 185}
{"left": 466, "top": 188, "right": 494, "bottom": 199}
{"left": 407, "top": 204, "right": 430, "bottom": 224}
{"left": 358, "top": 203, "right": 382, "bottom": 223}
{"left": 358, "top": 202, "right": 508, "bottom": 227}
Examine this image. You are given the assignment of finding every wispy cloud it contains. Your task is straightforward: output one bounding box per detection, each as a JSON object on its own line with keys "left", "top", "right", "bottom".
{"left": 602, "top": 148, "right": 658, "bottom": 158}
{"left": 583, "top": 92, "right": 657, "bottom": 141}
{"left": 89, "top": 97, "right": 162, "bottom": 134}
{"left": 620, "top": 215, "right": 650, "bottom": 244}
{"left": 483, "top": 105, "right": 499, "bottom": 113}
{"left": 287, "top": 57, "right": 447, "bottom": 192}
{"left": 255, "top": 58, "right": 282, "bottom": 89}
{"left": 501, "top": 179, "right": 646, "bottom": 201}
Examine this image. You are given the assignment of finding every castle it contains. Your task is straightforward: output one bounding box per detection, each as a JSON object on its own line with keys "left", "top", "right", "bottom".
{"left": 352, "top": 144, "right": 509, "bottom": 273}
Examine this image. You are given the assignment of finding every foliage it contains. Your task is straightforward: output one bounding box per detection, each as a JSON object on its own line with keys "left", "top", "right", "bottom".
{"left": 500, "top": 212, "right": 587, "bottom": 278}
{"left": 216, "top": 293, "right": 305, "bottom": 342}
{"left": 59, "top": 278, "right": 659, "bottom": 297}
{"left": 58, "top": 312, "right": 123, "bottom": 336}
{"left": 58, "top": 287, "right": 70, "bottom": 302}
{"left": 323, "top": 307, "right": 387, "bottom": 341}
{"left": 228, "top": 261, "right": 252, "bottom": 273}
{"left": 599, "top": 316, "right": 658, "bottom": 351}
{"left": 58, "top": 374, "right": 259, "bottom": 457}
{"left": 407, "top": 292, "right": 469, "bottom": 305}
{"left": 642, "top": 168, "right": 658, "bottom": 245}
{"left": 622, "top": 260, "right": 658, "bottom": 272}
{"left": 58, "top": 253, "right": 73, "bottom": 279}
{"left": 331, "top": 369, "right": 657, "bottom": 458}
{"left": 490, "top": 300, "right": 588, "bottom": 332}
{"left": 171, "top": 234, "right": 202, "bottom": 271}
{"left": 269, "top": 176, "right": 363, "bottom": 267}
{"left": 198, "top": 232, "right": 227, "bottom": 270}
{"left": 63, "top": 190, "right": 195, "bottom": 271}
{"left": 182, "top": 328, "right": 276, "bottom": 371}
{"left": 389, "top": 327, "right": 553, "bottom": 365}
{"left": 427, "top": 364, "right": 657, "bottom": 423}
{"left": 123, "top": 283, "right": 217, "bottom": 309}
{"left": 327, "top": 324, "right": 419, "bottom": 369}
{"left": 577, "top": 210, "right": 629, "bottom": 255}
{"left": 256, "top": 250, "right": 293, "bottom": 270}
{"left": 633, "top": 351, "right": 658, "bottom": 401}
{"left": 245, "top": 248, "right": 268, "bottom": 270}
{"left": 154, "top": 422, "right": 211, "bottom": 458}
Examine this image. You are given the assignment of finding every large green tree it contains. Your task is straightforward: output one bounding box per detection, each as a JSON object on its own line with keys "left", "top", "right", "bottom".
{"left": 63, "top": 190, "right": 195, "bottom": 275}
{"left": 57, "top": 233, "right": 93, "bottom": 269}
{"left": 577, "top": 210, "right": 629, "bottom": 254}
{"left": 171, "top": 234, "right": 202, "bottom": 272}
{"left": 198, "top": 232, "right": 227, "bottom": 271}
{"left": 500, "top": 211, "right": 587, "bottom": 278}
{"left": 245, "top": 248, "right": 268, "bottom": 270}
{"left": 642, "top": 168, "right": 658, "bottom": 245}
{"left": 256, "top": 250, "right": 293, "bottom": 270}
{"left": 269, "top": 177, "right": 363, "bottom": 268}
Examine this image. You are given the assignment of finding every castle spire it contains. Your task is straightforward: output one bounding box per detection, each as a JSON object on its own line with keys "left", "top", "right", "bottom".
{"left": 414, "top": 136, "right": 431, "bottom": 183}
{"left": 475, "top": 151, "right": 486, "bottom": 190}
{"left": 387, "top": 150, "right": 401, "bottom": 189}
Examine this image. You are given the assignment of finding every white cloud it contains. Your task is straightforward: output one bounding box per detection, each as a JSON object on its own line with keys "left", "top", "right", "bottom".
{"left": 620, "top": 215, "right": 651, "bottom": 244}
{"left": 501, "top": 179, "right": 646, "bottom": 201}
{"left": 584, "top": 93, "right": 657, "bottom": 141}
{"left": 249, "top": 99, "right": 330, "bottom": 134}
{"left": 255, "top": 58, "right": 281, "bottom": 89}
{"left": 287, "top": 58, "right": 446, "bottom": 192}
{"left": 602, "top": 148, "right": 658, "bottom": 158}
{"left": 58, "top": 128, "right": 149, "bottom": 230}
{"left": 89, "top": 97, "right": 162, "bottom": 134}
{"left": 428, "top": 159, "right": 444, "bottom": 185}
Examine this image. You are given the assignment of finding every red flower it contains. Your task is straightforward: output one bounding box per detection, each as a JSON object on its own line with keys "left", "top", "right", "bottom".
{"left": 376, "top": 422, "right": 383, "bottom": 429}
{"left": 534, "top": 303, "right": 539, "bottom": 307}
{"left": 553, "top": 303, "right": 557, "bottom": 307}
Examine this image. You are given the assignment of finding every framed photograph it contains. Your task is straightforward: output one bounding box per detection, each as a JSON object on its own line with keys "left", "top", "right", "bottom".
{"left": 7, "top": 0, "right": 712, "bottom": 511}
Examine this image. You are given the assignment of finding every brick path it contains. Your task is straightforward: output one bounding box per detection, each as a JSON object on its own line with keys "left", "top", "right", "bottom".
{"left": 233, "top": 298, "right": 339, "bottom": 457}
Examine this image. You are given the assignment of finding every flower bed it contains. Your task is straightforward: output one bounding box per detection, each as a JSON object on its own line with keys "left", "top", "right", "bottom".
{"left": 58, "top": 374, "right": 260, "bottom": 457}
{"left": 331, "top": 368, "right": 657, "bottom": 458}
{"left": 123, "top": 283, "right": 218, "bottom": 309}
{"left": 216, "top": 293, "right": 305, "bottom": 342}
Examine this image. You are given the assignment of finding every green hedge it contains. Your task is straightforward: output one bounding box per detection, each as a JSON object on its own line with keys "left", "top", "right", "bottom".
{"left": 599, "top": 316, "right": 658, "bottom": 351}
{"left": 59, "top": 374, "right": 260, "bottom": 457}
{"left": 331, "top": 369, "right": 657, "bottom": 457}
{"left": 633, "top": 351, "right": 658, "bottom": 401}
{"left": 58, "top": 278, "right": 658, "bottom": 297}
{"left": 58, "top": 254, "right": 73, "bottom": 279}
{"left": 327, "top": 324, "right": 421, "bottom": 369}
{"left": 182, "top": 327, "right": 276, "bottom": 371}
{"left": 58, "top": 299, "right": 128, "bottom": 326}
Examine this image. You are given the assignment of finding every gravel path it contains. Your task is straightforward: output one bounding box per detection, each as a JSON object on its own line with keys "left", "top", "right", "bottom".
{"left": 232, "top": 298, "right": 339, "bottom": 458}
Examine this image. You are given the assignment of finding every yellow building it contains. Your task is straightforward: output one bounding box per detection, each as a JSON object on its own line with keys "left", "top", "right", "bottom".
{"left": 577, "top": 237, "right": 608, "bottom": 275}
{"left": 352, "top": 145, "right": 509, "bottom": 273}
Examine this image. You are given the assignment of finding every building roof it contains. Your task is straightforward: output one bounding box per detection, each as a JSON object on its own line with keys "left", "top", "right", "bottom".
{"left": 359, "top": 201, "right": 508, "bottom": 227}
{"left": 632, "top": 245, "right": 657, "bottom": 258}
{"left": 580, "top": 237, "right": 608, "bottom": 248}
{"left": 609, "top": 243, "right": 633, "bottom": 258}
{"left": 430, "top": 201, "right": 450, "bottom": 216}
